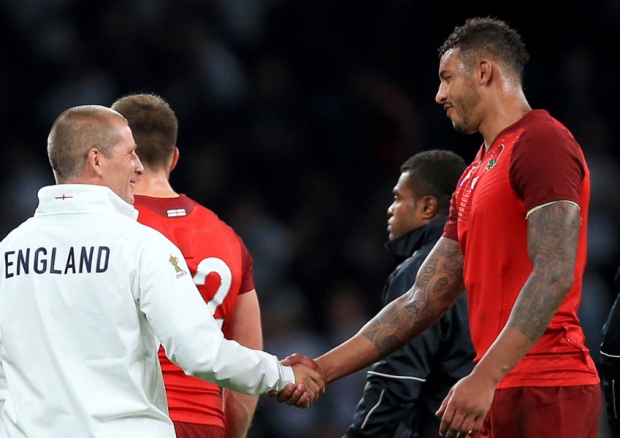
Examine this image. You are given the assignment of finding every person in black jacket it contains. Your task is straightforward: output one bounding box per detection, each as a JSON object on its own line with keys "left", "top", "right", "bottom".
{"left": 601, "top": 266, "right": 620, "bottom": 436}
{"left": 343, "top": 149, "right": 475, "bottom": 438}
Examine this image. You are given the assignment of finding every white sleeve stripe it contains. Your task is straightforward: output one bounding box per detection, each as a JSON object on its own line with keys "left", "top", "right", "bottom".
{"left": 367, "top": 370, "right": 426, "bottom": 382}
{"left": 526, "top": 200, "right": 579, "bottom": 219}
{"left": 361, "top": 388, "right": 385, "bottom": 429}
{"left": 601, "top": 351, "right": 620, "bottom": 359}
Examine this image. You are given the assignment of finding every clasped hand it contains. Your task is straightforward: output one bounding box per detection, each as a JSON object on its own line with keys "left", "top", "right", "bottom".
{"left": 269, "top": 353, "right": 326, "bottom": 408}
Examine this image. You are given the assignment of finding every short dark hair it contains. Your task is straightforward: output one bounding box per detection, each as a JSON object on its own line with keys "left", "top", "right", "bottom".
{"left": 438, "top": 17, "right": 529, "bottom": 82}
{"left": 111, "top": 93, "right": 178, "bottom": 171}
{"left": 400, "top": 150, "right": 467, "bottom": 215}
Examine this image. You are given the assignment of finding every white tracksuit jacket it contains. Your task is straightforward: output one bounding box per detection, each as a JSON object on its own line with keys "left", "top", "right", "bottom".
{"left": 0, "top": 184, "right": 294, "bottom": 437}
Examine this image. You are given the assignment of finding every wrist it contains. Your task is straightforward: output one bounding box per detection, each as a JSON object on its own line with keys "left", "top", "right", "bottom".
{"left": 278, "top": 362, "right": 296, "bottom": 389}
{"left": 314, "top": 355, "right": 333, "bottom": 384}
{"left": 471, "top": 357, "right": 508, "bottom": 386}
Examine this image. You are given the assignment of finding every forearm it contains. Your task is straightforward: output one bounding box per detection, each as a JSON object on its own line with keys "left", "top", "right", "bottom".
{"left": 470, "top": 326, "right": 535, "bottom": 386}
{"left": 316, "top": 288, "right": 453, "bottom": 384}
{"left": 317, "top": 237, "right": 464, "bottom": 383}
{"left": 316, "top": 331, "right": 379, "bottom": 384}
{"left": 224, "top": 390, "right": 259, "bottom": 438}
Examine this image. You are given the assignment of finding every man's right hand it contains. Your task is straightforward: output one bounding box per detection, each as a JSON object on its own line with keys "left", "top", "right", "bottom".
{"left": 269, "top": 353, "right": 326, "bottom": 408}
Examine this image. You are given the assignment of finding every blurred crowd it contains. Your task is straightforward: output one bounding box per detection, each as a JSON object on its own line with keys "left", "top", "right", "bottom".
{"left": 1, "top": 0, "right": 619, "bottom": 436}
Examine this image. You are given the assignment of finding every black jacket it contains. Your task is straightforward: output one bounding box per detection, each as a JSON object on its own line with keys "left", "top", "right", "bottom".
{"left": 344, "top": 217, "right": 475, "bottom": 438}
{"left": 600, "top": 266, "right": 620, "bottom": 436}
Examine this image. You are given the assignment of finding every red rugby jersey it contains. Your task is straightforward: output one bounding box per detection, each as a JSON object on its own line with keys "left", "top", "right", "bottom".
{"left": 443, "top": 110, "right": 599, "bottom": 388}
{"left": 134, "top": 194, "right": 255, "bottom": 427}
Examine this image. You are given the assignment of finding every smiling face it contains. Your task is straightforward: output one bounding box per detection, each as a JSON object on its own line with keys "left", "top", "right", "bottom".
{"left": 435, "top": 48, "right": 482, "bottom": 135}
{"left": 387, "top": 171, "right": 428, "bottom": 241}
{"left": 98, "top": 117, "right": 144, "bottom": 204}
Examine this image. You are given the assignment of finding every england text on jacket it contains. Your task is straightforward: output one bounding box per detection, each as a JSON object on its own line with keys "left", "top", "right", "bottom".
{"left": 4, "top": 246, "right": 110, "bottom": 277}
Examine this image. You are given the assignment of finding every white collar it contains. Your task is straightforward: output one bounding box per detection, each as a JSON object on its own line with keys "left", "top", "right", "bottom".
{"left": 35, "top": 184, "right": 138, "bottom": 220}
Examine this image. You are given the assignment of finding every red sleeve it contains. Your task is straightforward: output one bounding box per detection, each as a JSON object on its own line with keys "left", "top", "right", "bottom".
{"left": 510, "top": 121, "right": 585, "bottom": 212}
{"left": 237, "top": 235, "right": 255, "bottom": 294}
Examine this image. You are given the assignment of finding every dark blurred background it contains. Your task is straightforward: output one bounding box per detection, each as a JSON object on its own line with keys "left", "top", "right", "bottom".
{"left": 1, "top": 0, "right": 618, "bottom": 436}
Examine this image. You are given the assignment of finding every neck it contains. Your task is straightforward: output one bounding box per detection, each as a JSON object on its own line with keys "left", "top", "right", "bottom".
{"left": 480, "top": 89, "right": 531, "bottom": 151}
{"left": 134, "top": 173, "right": 178, "bottom": 198}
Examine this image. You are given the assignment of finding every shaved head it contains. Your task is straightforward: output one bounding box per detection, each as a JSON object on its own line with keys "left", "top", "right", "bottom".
{"left": 47, "top": 105, "right": 126, "bottom": 183}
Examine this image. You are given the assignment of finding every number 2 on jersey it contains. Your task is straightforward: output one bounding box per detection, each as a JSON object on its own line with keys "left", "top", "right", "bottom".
{"left": 192, "top": 257, "right": 232, "bottom": 330}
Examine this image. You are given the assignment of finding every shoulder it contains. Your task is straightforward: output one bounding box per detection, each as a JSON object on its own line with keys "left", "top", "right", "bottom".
{"left": 509, "top": 111, "right": 586, "bottom": 193}
{"left": 0, "top": 218, "right": 35, "bottom": 249}
{"left": 516, "top": 111, "right": 581, "bottom": 152}
{"left": 193, "top": 203, "right": 233, "bottom": 229}
{"left": 188, "top": 200, "right": 245, "bottom": 241}
{"left": 116, "top": 215, "right": 181, "bottom": 253}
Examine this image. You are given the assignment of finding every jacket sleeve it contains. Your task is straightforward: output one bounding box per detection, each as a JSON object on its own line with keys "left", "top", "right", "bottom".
{"left": 134, "top": 229, "right": 294, "bottom": 395}
{"left": 344, "top": 324, "right": 444, "bottom": 437}
{"left": 344, "top": 256, "right": 439, "bottom": 437}
{"left": 600, "top": 266, "right": 620, "bottom": 435}
{"left": 0, "top": 348, "right": 6, "bottom": 412}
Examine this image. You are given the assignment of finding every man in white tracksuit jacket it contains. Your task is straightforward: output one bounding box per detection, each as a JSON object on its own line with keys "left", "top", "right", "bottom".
{"left": 0, "top": 105, "right": 322, "bottom": 437}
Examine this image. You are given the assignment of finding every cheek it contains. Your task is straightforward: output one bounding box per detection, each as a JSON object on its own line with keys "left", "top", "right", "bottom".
{"left": 392, "top": 204, "right": 404, "bottom": 217}
{"left": 404, "top": 206, "right": 422, "bottom": 225}
{"left": 124, "top": 161, "right": 135, "bottom": 174}
{"left": 392, "top": 206, "right": 410, "bottom": 225}
{"left": 451, "top": 86, "right": 464, "bottom": 106}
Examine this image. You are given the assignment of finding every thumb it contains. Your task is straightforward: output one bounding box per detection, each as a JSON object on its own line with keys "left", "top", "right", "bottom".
{"left": 282, "top": 352, "right": 304, "bottom": 366}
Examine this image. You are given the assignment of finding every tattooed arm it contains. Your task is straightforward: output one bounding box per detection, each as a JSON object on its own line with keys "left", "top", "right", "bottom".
{"left": 314, "top": 236, "right": 465, "bottom": 384}
{"left": 476, "top": 201, "right": 578, "bottom": 380}
{"left": 437, "top": 201, "right": 580, "bottom": 437}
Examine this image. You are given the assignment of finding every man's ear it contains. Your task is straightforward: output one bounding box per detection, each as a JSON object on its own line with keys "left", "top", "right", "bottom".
{"left": 421, "top": 195, "right": 438, "bottom": 219}
{"left": 478, "top": 59, "right": 493, "bottom": 85}
{"left": 85, "top": 148, "right": 105, "bottom": 177}
{"left": 169, "top": 147, "right": 180, "bottom": 172}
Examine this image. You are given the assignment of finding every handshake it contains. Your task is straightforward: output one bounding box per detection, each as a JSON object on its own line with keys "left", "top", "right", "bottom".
{"left": 270, "top": 353, "right": 326, "bottom": 408}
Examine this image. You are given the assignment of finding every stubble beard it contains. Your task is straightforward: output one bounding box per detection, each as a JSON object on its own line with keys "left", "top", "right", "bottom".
{"left": 451, "top": 83, "right": 480, "bottom": 135}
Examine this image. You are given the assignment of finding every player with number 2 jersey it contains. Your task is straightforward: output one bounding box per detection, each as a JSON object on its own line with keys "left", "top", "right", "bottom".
{"left": 112, "top": 93, "right": 266, "bottom": 438}
{"left": 135, "top": 194, "right": 256, "bottom": 429}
